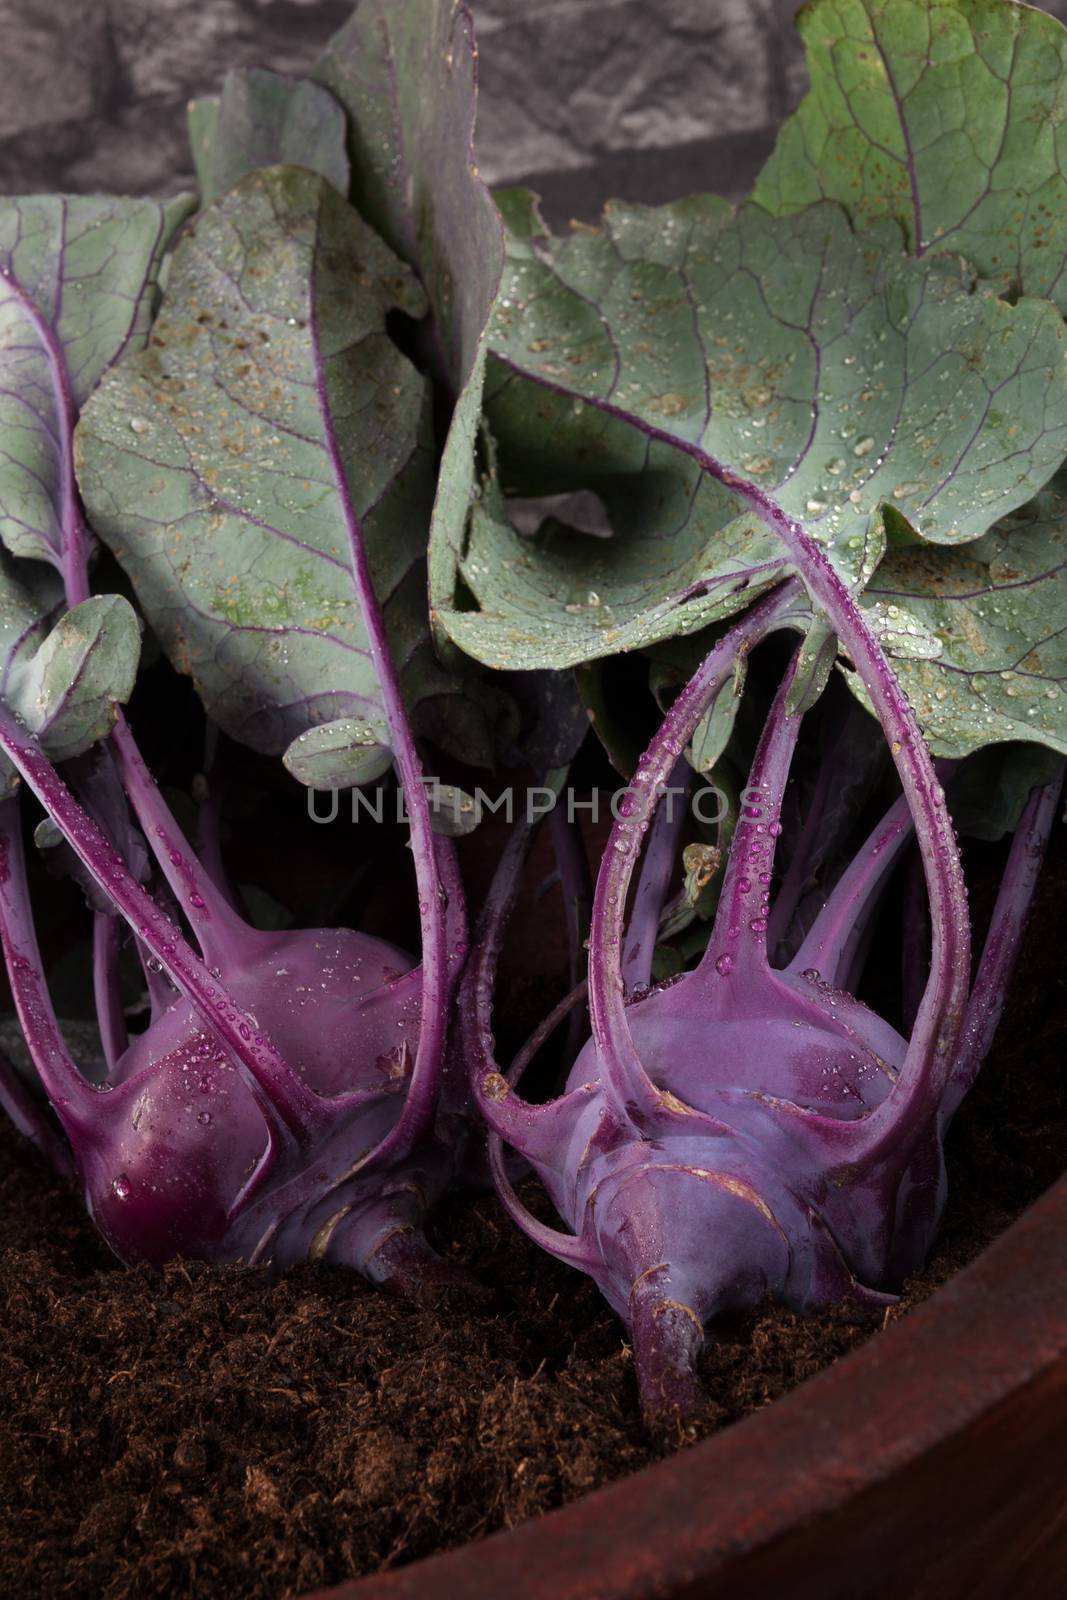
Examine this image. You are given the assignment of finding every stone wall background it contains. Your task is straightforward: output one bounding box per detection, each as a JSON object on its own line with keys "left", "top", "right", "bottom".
{"left": 2, "top": 0, "right": 1067, "bottom": 219}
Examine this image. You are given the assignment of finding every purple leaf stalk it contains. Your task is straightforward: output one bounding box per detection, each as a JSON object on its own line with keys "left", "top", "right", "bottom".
{"left": 467, "top": 499, "right": 1063, "bottom": 1419}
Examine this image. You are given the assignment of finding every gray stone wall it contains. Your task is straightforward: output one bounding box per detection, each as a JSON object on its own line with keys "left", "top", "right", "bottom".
{"left": 474, "top": 1, "right": 806, "bottom": 179}
{"left": 2, "top": 0, "right": 1067, "bottom": 217}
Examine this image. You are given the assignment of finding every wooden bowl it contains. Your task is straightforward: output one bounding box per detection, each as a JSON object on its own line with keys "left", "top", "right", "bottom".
{"left": 307, "top": 1170, "right": 1067, "bottom": 1600}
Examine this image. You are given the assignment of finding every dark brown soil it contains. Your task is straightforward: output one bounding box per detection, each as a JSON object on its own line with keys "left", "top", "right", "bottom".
{"left": 1, "top": 840, "right": 1065, "bottom": 1600}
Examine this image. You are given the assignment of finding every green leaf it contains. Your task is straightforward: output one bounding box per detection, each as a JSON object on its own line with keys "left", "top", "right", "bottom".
{"left": 449, "top": 197, "right": 1067, "bottom": 672}
{"left": 754, "top": 0, "right": 1067, "bottom": 313}
{"left": 7, "top": 595, "right": 140, "bottom": 763}
{"left": 689, "top": 653, "right": 747, "bottom": 775}
{"left": 850, "top": 478, "right": 1067, "bottom": 757}
{"left": 424, "top": 781, "right": 481, "bottom": 837}
{"left": 188, "top": 68, "right": 351, "bottom": 206}
{"left": 0, "top": 550, "right": 59, "bottom": 679}
{"left": 314, "top": 0, "right": 506, "bottom": 632}
{"left": 282, "top": 717, "right": 391, "bottom": 790}
{"left": 787, "top": 618, "right": 840, "bottom": 717}
{"left": 0, "top": 193, "right": 194, "bottom": 570}
{"left": 0, "top": 555, "right": 137, "bottom": 790}
{"left": 947, "top": 742, "right": 1065, "bottom": 841}
{"left": 73, "top": 167, "right": 483, "bottom": 763}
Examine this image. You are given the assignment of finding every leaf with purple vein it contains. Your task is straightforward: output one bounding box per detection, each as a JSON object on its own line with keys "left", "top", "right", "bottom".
{"left": 754, "top": 0, "right": 1067, "bottom": 314}
{"left": 73, "top": 166, "right": 492, "bottom": 766}
{"left": 852, "top": 477, "right": 1067, "bottom": 756}
{"left": 0, "top": 193, "right": 193, "bottom": 587}
{"left": 442, "top": 195, "right": 1067, "bottom": 692}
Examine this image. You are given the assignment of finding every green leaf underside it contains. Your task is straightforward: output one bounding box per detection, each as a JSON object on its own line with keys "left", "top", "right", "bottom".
{"left": 0, "top": 560, "right": 139, "bottom": 788}
{"left": 442, "top": 466, "right": 788, "bottom": 670}
{"left": 755, "top": 0, "right": 1067, "bottom": 314}
{"left": 690, "top": 653, "right": 747, "bottom": 774}
{"left": 424, "top": 782, "right": 481, "bottom": 837}
{"left": 787, "top": 617, "right": 840, "bottom": 715}
{"left": 74, "top": 166, "right": 478, "bottom": 761}
{"left": 947, "top": 740, "right": 1064, "bottom": 839}
{"left": 0, "top": 193, "right": 194, "bottom": 569}
{"left": 188, "top": 69, "right": 351, "bottom": 208}
{"left": 853, "top": 476, "right": 1067, "bottom": 756}
{"left": 10, "top": 596, "right": 140, "bottom": 761}
{"left": 282, "top": 715, "right": 391, "bottom": 790}
{"left": 450, "top": 195, "right": 1067, "bottom": 676}
{"left": 314, "top": 0, "right": 506, "bottom": 627}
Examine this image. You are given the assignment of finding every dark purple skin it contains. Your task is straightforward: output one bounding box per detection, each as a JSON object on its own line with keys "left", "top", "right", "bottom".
{"left": 0, "top": 704, "right": 470, "bottom": 1298}
{"left": 466, "top": 573, "right": 1064, "bottom": 1419}
{"left": 86, "top": 925, "right": 422, "bottom": 1266}
{"left": 0, "top": 729, "right": 474, "bottom": 1294}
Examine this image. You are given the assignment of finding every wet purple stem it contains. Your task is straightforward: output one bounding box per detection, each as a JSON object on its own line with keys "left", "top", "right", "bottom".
{"left": 461, "top": 795, "right": 600, "bottom": 1269}
{"left": 621, "top": 756, "right": 690, "bottom": 994}
{"left": 0, "top": 708, "right": 329, "bottom": 1142}
{"left": 310, "top": 267, "right": 450, "bottom": 1164}
{"left": 587, "top": 582, "right": 802, "bottom": 1130}
{"left": 495, "top": 371, "right": 973, "bottom": 1146}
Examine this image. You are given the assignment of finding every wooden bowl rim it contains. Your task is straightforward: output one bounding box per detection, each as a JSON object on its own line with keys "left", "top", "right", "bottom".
{"left": 307, "top": 1168, "right": 1067, "bottom": 1599}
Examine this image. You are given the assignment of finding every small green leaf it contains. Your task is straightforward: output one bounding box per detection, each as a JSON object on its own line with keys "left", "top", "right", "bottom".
{"left": 787, "top": 618, "right": 839, "bottom": 717}
{"left": 689, "top": 654, "right": 747, "bottom": 775}
{"left": 8, "top": 596, "right": 140, "bottom": 764}
{"left": 424, "top": 782, "right": 481, "bottom": 837}
{"left": 282, "top": 718, "right": 392, "bottom": 790}
{"left": 34, "top": 817, "right": 63, "bottom": 851}
{"left": 188, "top": 69, "right": 351, "bottom": 206}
